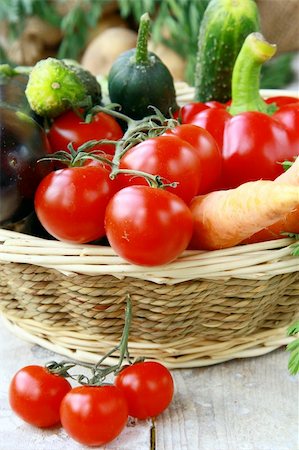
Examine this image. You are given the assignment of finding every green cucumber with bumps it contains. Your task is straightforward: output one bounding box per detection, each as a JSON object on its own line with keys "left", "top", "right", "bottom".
{"left": 25, "top": 58, "right": 102, "bottom": 118}
{"left": 194, "top": 0, "right": 260, "bottom": 103}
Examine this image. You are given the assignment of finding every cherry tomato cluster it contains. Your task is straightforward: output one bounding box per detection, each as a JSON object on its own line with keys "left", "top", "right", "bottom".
{"left": 9, "top": 298, "right": 174, "bottom": 447}
{"left": 9, "top": 360, "right": 173, "bottom": 447}
{"left": 34, "top": 108, "right": 222, "bottom": 266}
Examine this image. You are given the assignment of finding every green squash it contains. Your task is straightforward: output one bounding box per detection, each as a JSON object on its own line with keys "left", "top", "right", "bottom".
{"left": 108, "top": 13, "right": 178, "bottom": 120}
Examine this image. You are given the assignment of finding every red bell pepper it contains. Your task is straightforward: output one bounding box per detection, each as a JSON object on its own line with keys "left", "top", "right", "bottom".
{"left": 180, "top": 33, "right": 299, "bottom": 189}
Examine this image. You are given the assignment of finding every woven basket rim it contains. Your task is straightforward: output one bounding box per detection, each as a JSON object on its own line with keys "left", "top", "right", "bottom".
{"left": 1, "top": 314, "right": 295, "bottom": 369}
{"left": 0, "top": 228, "right": 298, "bottom": 283}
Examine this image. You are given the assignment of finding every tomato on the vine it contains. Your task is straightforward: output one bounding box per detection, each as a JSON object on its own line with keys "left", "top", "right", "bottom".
{"left": 164, "top": 124, "right": 222, "bottom": 194}
{"left": 60, "top": 385, "right": 128, "bottom": 447}
{"left": 47, "top": 110, "right": 123, "bottom": 155}
{"left": 105, "top": 185, "right": 193, "bottom": 266}
{"left": 177, "top": 100, "right": 226, "bottom": 123}
{"left": 188, "top": 107, "right": 232, "bottom": 150}
{"left": 119, "top": 135, "right": 202, "bottom": 205}
{"left": 9, "top": 365, "right": 71, "bottom": 428}
{"left": 35, "top": 164, "right": 119, "bottom": 243}
{"left": 115, "top": 361, "right": 174, "bottom": 419}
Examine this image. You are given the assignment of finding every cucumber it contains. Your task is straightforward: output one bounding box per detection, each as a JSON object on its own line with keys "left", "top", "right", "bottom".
{"left": 25, "top": 58, "right": 102, "bottom": 118}
{"left": 194, "top": 0, "right": 260, "bottom": 103}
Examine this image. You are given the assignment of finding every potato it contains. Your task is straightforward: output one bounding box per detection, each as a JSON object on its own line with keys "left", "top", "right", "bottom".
{"left": 148, "top": 41, "right": 186, "bottom": 81}
{"left": 1, "top": 17, "right": 62, "bottom": 65}
{"left": 81, "top": 27, "right": 138, "bottom": 76}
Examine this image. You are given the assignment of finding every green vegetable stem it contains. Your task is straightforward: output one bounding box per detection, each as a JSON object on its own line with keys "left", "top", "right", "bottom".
{"left": 229, "top": 33, "right": 277, "bottom": 116}
{"left": 46, "top": 295, "right": 134, "bottom": 385}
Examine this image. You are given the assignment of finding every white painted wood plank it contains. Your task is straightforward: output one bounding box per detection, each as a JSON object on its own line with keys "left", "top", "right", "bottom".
{"left": 156, "top": 350, "right": 299, "bottom": 450}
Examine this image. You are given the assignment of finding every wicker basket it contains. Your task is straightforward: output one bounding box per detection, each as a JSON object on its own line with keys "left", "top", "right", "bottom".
{"left": 0, "top": 85, "right": 298, "bottom": 368}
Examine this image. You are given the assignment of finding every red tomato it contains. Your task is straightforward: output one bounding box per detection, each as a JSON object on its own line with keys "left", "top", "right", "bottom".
{"left": 189, "top": 107, "right": 232, "bottom": 150}
{"left": 9, "top": 365, "right": 71, "bottom": 428}
{"left": 119, "top": 135, "right": 202, "bottom": 205}
{"left": 164, "top": 124, "right": 222, "bottom": 193}
{"left": 178, "top": 102, "right": 209, "bottom": 122}
{"left": 105, "top": 186, "right": 193, "bottom": 266}
{"left": 47, "top": 110, "right": 123, "bottom": 155}
{"left": 35, "top": 165, "right": 118, "bottom": 243}
{"left": 178, "top": 101, "right": 226, "bottom": 123}
{"left": 60, "top": 385, "right": 128, "bottom": 446}
{"left": 115, "top": 361, "right": 174, "bottom": 419}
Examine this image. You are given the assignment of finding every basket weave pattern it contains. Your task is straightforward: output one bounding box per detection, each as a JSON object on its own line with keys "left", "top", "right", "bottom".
{"left": 0, "top": 263, "right": 298, "bottom": 342}
{"left": 0, "top": 85, "right": 298, "bottom": 367}
{"left": 0, "top": 227, "right": 298, "bottom": 367}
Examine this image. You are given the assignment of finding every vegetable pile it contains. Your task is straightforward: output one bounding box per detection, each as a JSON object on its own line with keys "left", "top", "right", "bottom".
{"left": 0, "top": 9, "right": 298, "bottom": 268}
{"left": 1, "top": 4, "right": 299, "bottom": 447}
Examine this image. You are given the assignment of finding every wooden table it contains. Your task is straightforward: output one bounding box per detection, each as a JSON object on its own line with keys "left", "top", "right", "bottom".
{"left": 0, "top": 319, "right": 298, "bottom": 450}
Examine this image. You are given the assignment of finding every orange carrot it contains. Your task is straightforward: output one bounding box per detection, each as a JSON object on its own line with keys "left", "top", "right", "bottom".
{"left": 190, "top": 181, "right": 299, "bottom": 250}
{"left": 244, "top": 156, "right": 299, "bottom": 244}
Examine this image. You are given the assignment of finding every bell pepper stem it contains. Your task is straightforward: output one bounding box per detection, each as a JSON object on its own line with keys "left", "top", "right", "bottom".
{"left": 229, "top": 33, "right": 277, "bottom": 115}
{"left": 135, "top": 13, "right": 151, "bottom": 65}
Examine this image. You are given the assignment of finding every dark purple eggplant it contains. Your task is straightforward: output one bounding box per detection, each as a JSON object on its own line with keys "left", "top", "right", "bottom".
{"left": 0, "top": 73, "right": 29, "bottom": 111}
{"left": 0, "top": 107, "right": 52, "bottom": 225}
{"left": 0, "top": 72, "right": 44, "bottom": 125}
{"left": 0, "top": 69, "right": 52, "bottom": 226}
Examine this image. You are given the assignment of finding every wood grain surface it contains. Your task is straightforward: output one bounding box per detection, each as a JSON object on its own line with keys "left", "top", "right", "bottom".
{"left": 0, "top": 319, "right": 298, "bottom": 450}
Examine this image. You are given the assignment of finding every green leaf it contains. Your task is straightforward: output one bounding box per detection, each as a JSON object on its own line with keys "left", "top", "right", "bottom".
{"left": 260, "top": 52, "right": 296, "bottom": 89}
{"left": 282, "top": 161, "right": 294, "bottom": 171}
{"left": 287, "top": 321, "right": 299, "bottom": 337}
{"left": 0, "top": 0, "right": 296, "bottom": 88}
{"left": 283, "top": 234, "right": 299, "bottom": 256}
{"left": 118, "top": 0, "right": 159, "bottom": 20}
{"left": 288, "top": 353, "right": 299, "bottom": 376}
{"left": 286, "top": 321, "right": 299, "bottom": 375}
{"left": 291, "top": 245, "right": 299, "bottom": 257}
{"left": 287, "top": 340, "right": 299, "bottom": 376}
{"left": 0, "top": 46, "right": 11, "bottom": 64}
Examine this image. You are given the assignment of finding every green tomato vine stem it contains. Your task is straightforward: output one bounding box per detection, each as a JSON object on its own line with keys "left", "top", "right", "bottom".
{"left": 46, "top": 295, "right": 134, "bottom": 386}
{"left": 40, "top": 103, "right": 179, "bottom": 188}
